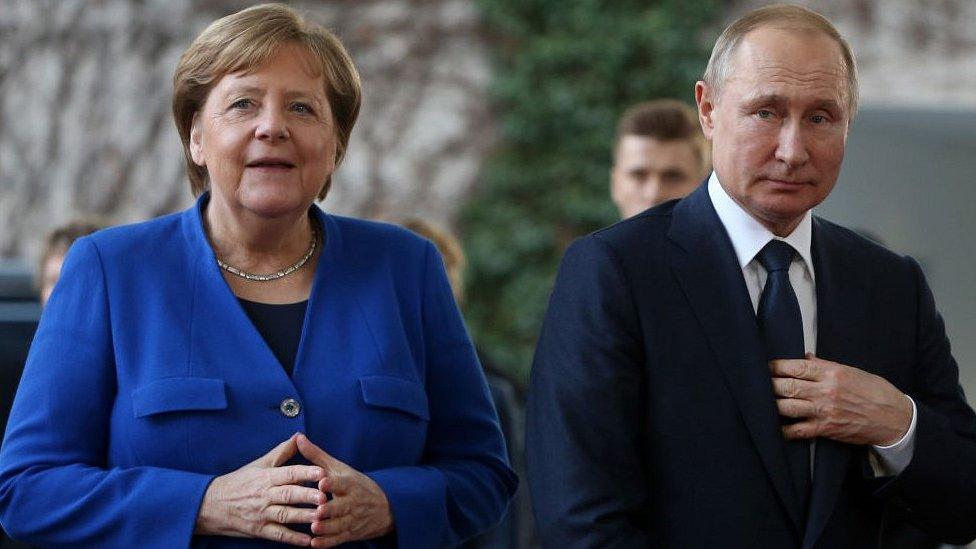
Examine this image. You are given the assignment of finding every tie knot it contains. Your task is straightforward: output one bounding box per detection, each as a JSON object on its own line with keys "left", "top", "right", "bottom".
{"left": 757, "top": 240, "right": 795, "bottom": 272}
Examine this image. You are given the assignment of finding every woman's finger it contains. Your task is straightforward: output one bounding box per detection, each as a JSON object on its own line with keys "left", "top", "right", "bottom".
{"left": 311, "top": 531, "right": 352, "bottom": 548}
{"left": 318, "top": 472, "right": 348, "bottom": 495}
{"left": 264, "top": 504, "right": 323, "bottom": 525}
{"left": 266, "top": 484, "right": 327, "bottom": 506}
{"left": 248, "top": 433, "right": 300, "bottom": 468}
{"left": 318, "top": 497, "right": 350, "bottom": 519}
{"left": 256, "top": 522, "right": 313, "bottom": 546}
{"left": 296, "top": 434, "right": 342, "bottom": 470}
{"left": 312, "top": 514, "right": 353, "bottom": 536}
{"left": 270, "top": 465, "right": 326, "bottom": 487}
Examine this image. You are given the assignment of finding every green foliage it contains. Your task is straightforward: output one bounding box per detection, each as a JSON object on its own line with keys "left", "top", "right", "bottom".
{"left": 460, "top": 0, "right": 722, "bottom": 386}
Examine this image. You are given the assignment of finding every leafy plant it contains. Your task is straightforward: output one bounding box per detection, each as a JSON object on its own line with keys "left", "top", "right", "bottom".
{"left": 461, "top": 0, "right": 721, "bottom": 386}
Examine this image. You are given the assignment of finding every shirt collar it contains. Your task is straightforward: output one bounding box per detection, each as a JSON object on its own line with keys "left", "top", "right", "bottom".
{"left": 707, "top": 171, "right": 814, "bottom": 277}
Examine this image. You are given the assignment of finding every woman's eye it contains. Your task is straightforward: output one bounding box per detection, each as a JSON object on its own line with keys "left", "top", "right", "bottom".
{"left": 230, "top": 98, "right": 253, "bottom": 110}
{"left": 291, "top": 103, "right": 314, "bottom": 115}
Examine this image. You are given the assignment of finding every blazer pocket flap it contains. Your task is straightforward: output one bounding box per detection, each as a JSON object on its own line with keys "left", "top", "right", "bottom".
{"left": 132, "top": 377, "right": 228, "bottom": 418}
{"left": 359, "top": 376, "right": 430, "bottom": 421}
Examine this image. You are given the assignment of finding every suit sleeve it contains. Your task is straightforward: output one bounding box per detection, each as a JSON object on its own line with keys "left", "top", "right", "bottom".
{"left": 526, "top": 235, "right": 652, "bottom": 548}
{"left": 0, "top": 238, "right": 214, "bottom": 548}
{"left": 874, "top": 257, "right": 976, "bottom": 545}
{"left": 365, "top": 241, "right": 518, "bottom": 548}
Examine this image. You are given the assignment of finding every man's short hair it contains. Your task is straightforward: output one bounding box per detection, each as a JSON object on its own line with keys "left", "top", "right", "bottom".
{"left": 615, "top": 99, "right": 708, "bottom": 170}
{"left": 703, "top": 4, "right": 858, "bottom": 116}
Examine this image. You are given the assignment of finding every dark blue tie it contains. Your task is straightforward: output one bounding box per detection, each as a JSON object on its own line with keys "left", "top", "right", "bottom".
{"left": 756, "top": 240, "right": 811, "bottom": 525}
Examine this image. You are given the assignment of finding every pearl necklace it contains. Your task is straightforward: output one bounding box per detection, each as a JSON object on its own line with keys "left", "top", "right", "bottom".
{"left": 217, "top": 227, "right": 317, "bottom": 282}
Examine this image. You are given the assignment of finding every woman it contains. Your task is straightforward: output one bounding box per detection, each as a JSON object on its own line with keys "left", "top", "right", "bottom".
{"left": 0, "top": 4, "right": 516, "bottom": 548}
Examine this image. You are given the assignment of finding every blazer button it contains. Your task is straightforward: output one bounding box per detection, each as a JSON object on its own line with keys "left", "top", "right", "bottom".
{"left": 280, "top": 398, "right": 301, "bottom": 418}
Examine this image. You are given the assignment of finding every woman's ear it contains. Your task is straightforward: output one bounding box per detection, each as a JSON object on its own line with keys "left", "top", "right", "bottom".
{"left": 189, "top": 113, "right": 205, "bottom": 167}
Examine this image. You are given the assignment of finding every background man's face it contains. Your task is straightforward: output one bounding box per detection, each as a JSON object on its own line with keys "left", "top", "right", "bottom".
{"left": 611, "top": 135, "right": 702, "bottom": 218}
{"left": 697, "top": 26, "right": 850, "bottom": 235}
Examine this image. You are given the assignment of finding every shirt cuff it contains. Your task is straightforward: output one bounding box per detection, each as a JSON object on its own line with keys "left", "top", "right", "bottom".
{"left": 868, "top": 394, "right": 917, "bottom": 477}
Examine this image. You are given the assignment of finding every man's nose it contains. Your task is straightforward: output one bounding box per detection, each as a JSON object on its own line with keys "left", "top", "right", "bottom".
{"left": 255, "top": 107, "right": 289, "bottom": 142}
{"left": 774, "top": 121, "right": 809, "bottom": 168}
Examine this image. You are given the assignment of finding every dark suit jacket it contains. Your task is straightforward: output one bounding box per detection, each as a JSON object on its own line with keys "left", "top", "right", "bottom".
{"left": 527, "top": 184, "right": 976, "bottom": 548}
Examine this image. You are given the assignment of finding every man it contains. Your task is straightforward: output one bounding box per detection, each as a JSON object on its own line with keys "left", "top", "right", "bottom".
{"left": 611, "top": 100, "right": 709, "bottom": 218}
{"left": 527, "top": 5, "right": 976, "bottom": 548}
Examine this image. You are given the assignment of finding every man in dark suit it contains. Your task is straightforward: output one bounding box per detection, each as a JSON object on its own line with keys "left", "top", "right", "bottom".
{"left": 527, "top": 5, "right": 976, "bottom": 548}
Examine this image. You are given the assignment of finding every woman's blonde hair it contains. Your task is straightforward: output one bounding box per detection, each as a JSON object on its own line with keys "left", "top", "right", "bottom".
{"left": 172, "top": 3, "right": 362, "bottom": 199}
{"left": 401, "top": 219, "right": 466, "bottom": 305}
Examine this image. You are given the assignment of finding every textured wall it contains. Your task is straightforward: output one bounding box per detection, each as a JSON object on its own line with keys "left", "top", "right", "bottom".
{"left": 0, "top": 0, "right": 493, "bottom": 262}
{"left": 731, "top": 0, "right": 976, "bottom": 108}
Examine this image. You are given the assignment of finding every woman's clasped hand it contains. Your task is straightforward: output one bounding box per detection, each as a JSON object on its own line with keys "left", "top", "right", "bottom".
{"left": 195, "top": 433, "right": 393, "bottom": 547}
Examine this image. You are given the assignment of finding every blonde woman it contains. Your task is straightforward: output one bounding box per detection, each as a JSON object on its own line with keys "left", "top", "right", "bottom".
{"left": 0, "top": 5, "right": 515, "bottom": 547}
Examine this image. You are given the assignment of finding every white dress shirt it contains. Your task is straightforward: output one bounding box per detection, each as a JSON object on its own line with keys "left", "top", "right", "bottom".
{"left": 707, "top": 172, "right": 916, "bottom": 476}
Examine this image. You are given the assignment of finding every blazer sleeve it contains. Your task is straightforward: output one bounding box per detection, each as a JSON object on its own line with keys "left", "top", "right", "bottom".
{"left": 873, "top": 257, "right": 976, "bottom": 545}
{"left": 365, "top": 241, "right": 518, "bottom": 548}
{"left": 526, "top": 235, "right": 652, "bottom": 548}
{"left": 0, "top": 238, "right": 214, "bottom": 548}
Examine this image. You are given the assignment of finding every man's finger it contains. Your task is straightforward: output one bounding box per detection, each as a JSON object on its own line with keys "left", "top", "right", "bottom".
{"left": 782, "top": 420, "right": 819, "bottom": 440}
{"left": 775, "top": 397, "right": 816, "bottom": 419}
{"left": 769, "top": 359, "right": 822, "bottom": 381}
{"left": 771, "top": 377, "right": 817, "bottom": 399}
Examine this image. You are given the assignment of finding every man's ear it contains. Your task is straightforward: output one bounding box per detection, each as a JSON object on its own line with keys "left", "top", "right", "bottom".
{"left": 695, "top": 81, "right": 716, "bottom": 141}
{"left": 189, "top": 113, "right": 205, "bottom": 167}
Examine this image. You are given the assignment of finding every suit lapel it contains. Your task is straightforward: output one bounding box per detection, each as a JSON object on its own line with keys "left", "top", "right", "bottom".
{"left": 668, "top": 185, "right": 804, "bottom": 535}
{"left": 802, "top": 218, "right": 871, "bottom": 549}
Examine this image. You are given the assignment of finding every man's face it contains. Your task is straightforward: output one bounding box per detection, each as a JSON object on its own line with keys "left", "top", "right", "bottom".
{"left": 611, "top": 135, "right": 703, "bottom": 219}
{"left": 696, "top": 26, "right": 851, "bottom": 235}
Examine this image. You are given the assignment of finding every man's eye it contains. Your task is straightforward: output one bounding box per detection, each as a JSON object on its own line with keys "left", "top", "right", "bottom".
{"left": 757, "top": 109, "right": 774, "bottom": 119}
{"left": 810, "top": 114, "right": 827, "bottom": 124}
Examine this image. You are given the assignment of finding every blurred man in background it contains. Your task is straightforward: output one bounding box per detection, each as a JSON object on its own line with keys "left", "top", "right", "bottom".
{"left": 610, "top": 99, "right": 709, "bottom": 218}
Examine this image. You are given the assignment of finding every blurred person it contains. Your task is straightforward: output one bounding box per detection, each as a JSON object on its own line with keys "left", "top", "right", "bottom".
{"left": 400, "top": 218, "right": 529, "bottom": 549}
{"left": 0, "top": 4, "right": 516, "bottom": 548}
{"left": 36, "top": 220, "right": 104, "bottom": 306}
{"left": 610, "top": 99, "right": 709, "bottom": 218}
{"left": 528, "top": 4, "right": 976, "bottom": 548}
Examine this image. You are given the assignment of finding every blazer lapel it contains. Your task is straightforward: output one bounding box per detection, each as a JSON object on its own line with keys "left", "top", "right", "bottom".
{"left": 179, "top": 194, "right": 294, "bottom": 384}
{"left": 668, "top": 185, "right": 804, "bottom": 535}
{"left": 802, "top": 218, "right": 871, "bottom": 549}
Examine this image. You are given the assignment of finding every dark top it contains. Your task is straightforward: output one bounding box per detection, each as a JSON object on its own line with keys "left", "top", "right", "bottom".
{"left": 238, "top": 298, "right": 308, "bottom": 377}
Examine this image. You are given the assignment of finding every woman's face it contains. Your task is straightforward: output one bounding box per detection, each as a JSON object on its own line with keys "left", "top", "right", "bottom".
{"left": 190, "top": 43, "right": 337, "bottom": 219}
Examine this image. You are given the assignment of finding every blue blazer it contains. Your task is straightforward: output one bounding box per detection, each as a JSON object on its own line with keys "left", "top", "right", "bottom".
{"left": 527, "top": 183, "right": 976, "bottom": 548}
{"left": 0, "top": 194, "right": 517, "bottom": 548}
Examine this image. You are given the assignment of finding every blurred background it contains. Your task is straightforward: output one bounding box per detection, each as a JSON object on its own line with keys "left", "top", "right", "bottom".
{"left": 3, "top": 0, "right": 976, "bottom": 547}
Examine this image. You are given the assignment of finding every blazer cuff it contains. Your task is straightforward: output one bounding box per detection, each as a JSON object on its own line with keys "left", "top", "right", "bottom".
{"left": 366, "top": 466, "right": 448, "bottom": 548}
